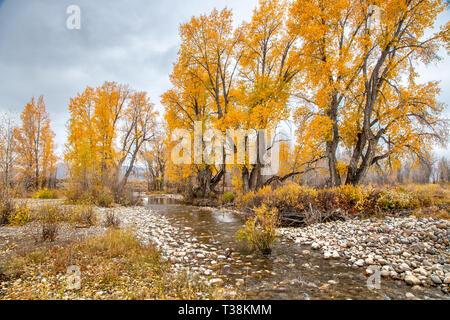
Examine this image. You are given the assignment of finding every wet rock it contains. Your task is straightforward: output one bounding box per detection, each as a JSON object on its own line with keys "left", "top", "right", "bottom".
{"left": 444, "top": 275, "right": 450, "bottom": 284}
{"left": 355, "top": 259, "right": 365, "bottom": 267}
{"left": 405, "top": 292, "right": 415, "bottom": 299}
{"left": 311, "top": 242, "right": 321, "bottom": 250}
{"left": 430, "top": 274, "right": 442, "bottom": 285}
{"left": 404, "top": 275, "right": 421, "bottom": 286}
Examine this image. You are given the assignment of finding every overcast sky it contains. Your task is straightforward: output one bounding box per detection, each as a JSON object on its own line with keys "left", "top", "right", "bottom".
{"left": 0, "top": 0, "right": 448, "bottom": 158}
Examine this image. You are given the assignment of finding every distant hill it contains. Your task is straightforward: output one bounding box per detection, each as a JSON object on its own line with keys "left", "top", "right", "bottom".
{"left": 55, "top": 162, "right": 146, "bottom": 181}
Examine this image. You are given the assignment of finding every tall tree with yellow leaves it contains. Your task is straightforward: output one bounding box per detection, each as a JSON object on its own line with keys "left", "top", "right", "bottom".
{"left": 289, "top": 0, "right": 449, "bottom": 186}
{"left": 14, "top": 96, "right": 56, "bottom": 189}
{"left": 65, "top": 82, "right": 157, "bottom": 197}
{"left": 164, "top": 8, "right": 242, "bottom": 196}
{"left": 236, "top": 0, "right": 299, "bottom": 192}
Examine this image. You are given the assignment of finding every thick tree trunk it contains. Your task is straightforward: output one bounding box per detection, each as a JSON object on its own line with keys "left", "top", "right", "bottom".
{"left": 196, "top": 168, "right": 212, "bottom": 197}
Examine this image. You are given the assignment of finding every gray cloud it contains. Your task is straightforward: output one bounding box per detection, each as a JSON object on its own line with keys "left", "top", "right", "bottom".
{"left": 0, "top": 0, "right": 448, "bottom": 159}
{"left": 0, "top": 0, "right": 258, "bottom": 155}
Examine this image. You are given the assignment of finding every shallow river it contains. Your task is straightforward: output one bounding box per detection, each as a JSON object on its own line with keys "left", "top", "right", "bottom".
{"left": 146, "top": 197, "right": 447, "bottom": 300}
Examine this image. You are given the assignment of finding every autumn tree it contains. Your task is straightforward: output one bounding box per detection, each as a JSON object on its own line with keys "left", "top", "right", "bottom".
{"left": 289, "top": 0, "right": 449, "bottom": 186}
{"left": 116, "top": 90, "right": 157, "bottom": 191}
{"left": 234, "top": 0, "right": 299, "bottom": 192}
{"left": 65, "top": 82, "right": 157, "bottom": 200}
{"left": 140, "top": 127, "right": 168, "bottom": 191}
{"left": 435, "top": 157, "right": 450, "bottom": 183}
{"left": 14, "top": 96, "right": 56, "bottom": 189}
{"left": 163, "top": 8, "right": 242, "bottom": 196}
{"left": 0, "top": 113, "right": 17, "bottom": 198}
{"left": 65, "top": 86, "right": 99, "bottom": 188}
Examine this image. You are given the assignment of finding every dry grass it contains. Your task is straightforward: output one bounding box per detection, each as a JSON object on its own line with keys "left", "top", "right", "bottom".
{"left": 0, "top": 228, "right": 216, "bottom": 300}
{"left": 104, "top": 210, "right": 120, "bottom": 228}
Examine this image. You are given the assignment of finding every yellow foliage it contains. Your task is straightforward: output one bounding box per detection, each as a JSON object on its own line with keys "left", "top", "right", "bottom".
{"left": 236, "top": 204, "right": 279, "bottom": 254}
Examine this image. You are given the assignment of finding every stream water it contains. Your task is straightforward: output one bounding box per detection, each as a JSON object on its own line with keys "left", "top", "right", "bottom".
{"left": 146, "top": 197, "right": 447, "bottom": 300}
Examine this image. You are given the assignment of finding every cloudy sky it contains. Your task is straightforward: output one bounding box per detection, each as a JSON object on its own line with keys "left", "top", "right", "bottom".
{"left": 0, "top": 0, "right": 448, "bottom": 158}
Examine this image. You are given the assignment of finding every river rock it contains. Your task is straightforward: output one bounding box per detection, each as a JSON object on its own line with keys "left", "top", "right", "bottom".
{"left": 404, "top": 275, "right": 421, "bottom": 286}
{"left": 209, "top": 278, "right": 223, "bottom": 286}
{"left": 355, "top": 259, "right": 365, "bottom": 267}
{"left": 430, "top": 274, "right": 442, "bottom": 285}
{"left": 235, "top": 279, "right": 245, "bottom": 286}
{"left": 311, "top": 242, "right": 321, "bottom": 250}
{"left": 444, "top": 275, "right": 450, "bottom": 284}
{"left": 405, "top": 292, "right": 415, "bottom": 299}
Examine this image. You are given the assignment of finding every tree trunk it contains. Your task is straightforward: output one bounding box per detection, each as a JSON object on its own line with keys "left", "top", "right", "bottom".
{"left": 325, "top": 95, "right": 341, "bottom": 187}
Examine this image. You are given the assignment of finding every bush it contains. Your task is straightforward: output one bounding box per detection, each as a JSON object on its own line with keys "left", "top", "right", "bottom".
{"left": 236, "top": 186, "right": 272, "bottom": 208}
{"left": 236, "top": 205, "right": 279, "bottom": 255}
{"left": 222, "top": 192, "right": 235, "bottom": 204}
{"left": 0, "top": 198, "right": 15, "bottom": 225}
{"left": 36, "top": 204, "right": 69, "bottom": 224}
{"left": 42, "top": 222, "right": 58, "bottom": 242}
{"left": 271, "top": 183, "right": 317, "bottom": 212}
{"left": 71, "top": 205, "right": 97, "bottom": 226}
{"left": 235, "top": 182, "right": 449, "bottom": 225}
{"left": 65, "top": 183, "right": 115, "bottom": 208}
{"left": 33, "top": 188, "right": 59, "bottom": 199}
{"left": 8, "top": 203, "right": 33, "bottom": 226}
{"left": 104, "top": 210, "right": 120, "bottom": 228}
{"left": 377, "top": 189, "right": 419, "bottom": 210}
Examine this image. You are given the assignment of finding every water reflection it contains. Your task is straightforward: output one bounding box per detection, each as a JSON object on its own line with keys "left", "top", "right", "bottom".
{"left": 210, "top": 211, "right": 239, "bottom": 223}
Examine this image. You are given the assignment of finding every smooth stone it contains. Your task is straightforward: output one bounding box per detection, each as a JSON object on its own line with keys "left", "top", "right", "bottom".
{"left": 355, "top": 259, "right": 365, "bottom": 267}
{"left": 405, "top": 292, "right": 415, "bottom": 299}
{"left": 404, "top": 275, "right": 421, "bottom": 286}
{"left": 209, "top": 278, "right": 224, "bottom": 286}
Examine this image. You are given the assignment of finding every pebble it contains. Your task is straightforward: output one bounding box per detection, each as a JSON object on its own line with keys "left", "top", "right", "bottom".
{"left": 431, "top": 274, "right": 442, "bottom": 284}
{"left": 279, "top": 216, "right": 449, "bottom": 290}
{"left": 209, "top": 278, "right": 224, "bottom": 286}
{"left": 405, "top": 292, "right": 415, "bottom": 299}
{"left": 404, "top": 275, "right": 421, "bottom": 286}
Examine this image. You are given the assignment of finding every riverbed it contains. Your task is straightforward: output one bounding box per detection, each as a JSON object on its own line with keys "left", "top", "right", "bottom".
{"left": 115, "top": 196, "right": 449, "bottom": 300}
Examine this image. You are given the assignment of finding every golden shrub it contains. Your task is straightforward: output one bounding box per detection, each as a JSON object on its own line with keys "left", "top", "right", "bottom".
{"left": 236, "top": 204, "right": 279, "bottom": 254}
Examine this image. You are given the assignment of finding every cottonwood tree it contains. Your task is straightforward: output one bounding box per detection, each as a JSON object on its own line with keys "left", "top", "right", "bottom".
{"left": 115, "top": 91, "right": 157, "bottom": 191}
{"left": 14, "top": 96, "right": 56, "bottom": 189}
{"left": 65, "top": 82, "right": 157, "bottom": 196}
{"left": 162, "top": 61, "right": 212, "bottom": 196}
{"left": 0, "top": 113, "right": 17, "bottom": 198}
{"left": 289, "top": 0, "right": 449, "bottom": 186}
{"left": 164, "top": 8, "right": 242, "bottom": 196}
{"left": 235, "top": 0, "right": 300, "bottom": 192}
{"left": 436, "top": 157, "right": 450, "bottom": 182}
{"left": 140, "top": 128, "right": 168, "bottom": 191}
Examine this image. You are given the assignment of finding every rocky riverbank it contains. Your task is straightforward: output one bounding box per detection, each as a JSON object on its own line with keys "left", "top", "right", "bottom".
{"left": 104, "top": 206, "right": 231, "bottom": 286}
{"left": 279, "top": 216, "right": 449, "bottom": 294}
{"left": 107, "top": 204, "right": 449, "bottom": 297}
